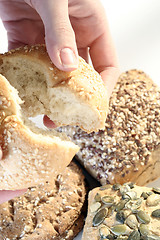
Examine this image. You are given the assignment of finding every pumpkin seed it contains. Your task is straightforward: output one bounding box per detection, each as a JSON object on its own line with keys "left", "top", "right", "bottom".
{"left": 107, "top": 205, "right": 116, "bottom": 217}
{"left": 151, "top": 209, "right": 160, "bottom": 218}
{"left": 124, "top": 191, "right": 137, "bottom": 200}
{"left": 141, "top": 192, "right": 149, "bottom": 200}
{"left": 139, "top": 223, "right": 150, "bottom": 236}
{"left": 115, "top": 200, "right": 128, "bottom": 212}
{"left": 100, "top": 185, "right": 111, "bottom": 191}
{"left": 125, "top": 214, "right": 138, "bottom": 229}
{"left": 92, "top": 208, "right": 107, "bottom": 227}
{"left": 112, "top": 183, "right": 121, "bottom": 191}
{"left": 110, "top": 224, "right": 131, "bottom": 236}
{"left": 137, "top": 210, "right": 150, "bottom": 224}
{"left": 128, "top": 230, "right": 140, "bottom": 240}
{"left": 94, "top": 192, "right": 101, "bottom": 202}
{"left": 146, "top": 194, "right": 160, "bottom": 206}
{"left": 120, "top": 186, "right": 130, "bottom": 195}
{"left": 90, "top": 202, "right": 101, "bottom": 212}
{"left": 102, "top": 196, "right": 115, "bottom": 207}
{"left": 99, "top": 226, "right": 110, "bottom": 238}
{"left": 152, "top": 187, "right": 160, "bottom": 194}
{"left": 116, "top": 211, "right": 126, "bottom": 223}
{"left": 125, "top": 198, "right": 142, "bottom": 210}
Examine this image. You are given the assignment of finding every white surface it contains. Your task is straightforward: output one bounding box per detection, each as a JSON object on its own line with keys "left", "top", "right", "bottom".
{"left": 0, "top": 1, "right": 160, "bottom": 239}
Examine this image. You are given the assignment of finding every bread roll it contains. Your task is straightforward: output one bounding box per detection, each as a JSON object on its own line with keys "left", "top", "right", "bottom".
{"left": 0, "top": 44, "right": 108, "bottom": 133}
{"left": 82, "top": 183, "right": 160, "bottom": 239}
{"left": 58, "top": 70, "right": 160, "bottom": 186}
{"left": 0, "top": 74, "right": 79, "bottom": 190}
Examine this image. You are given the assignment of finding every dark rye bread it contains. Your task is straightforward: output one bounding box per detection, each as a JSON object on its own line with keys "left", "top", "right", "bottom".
{"left": 0, "top": 162, "right": 86, "bottom": 240}
{"left": 58, "top": 70, "right": 160, "bottom": 186}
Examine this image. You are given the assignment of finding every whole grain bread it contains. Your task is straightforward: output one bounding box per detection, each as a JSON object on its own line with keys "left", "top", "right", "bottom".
{"left": 0, "top": 162, "right": 86, "bottom": 240}
{"left": 82, "top": 183, "right": 160, "bottom": 240}
{"left": 58, "top": 70, "right": 160, "bottom": 186}
{"left": 0, "top": 44, "right": 108, "bottom": 133}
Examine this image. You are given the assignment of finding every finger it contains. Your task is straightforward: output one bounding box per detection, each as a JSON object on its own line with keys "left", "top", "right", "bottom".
{"left": 0, "top": 147, "right": 2, "bottom": 160}
{"left": 31, "top": 0, "right": 78, "bottom": 71}
{"left": 78, "top": 47, "right": 89, "bottom": 63}
{"left": 0, "top": 189, "right": 27, "bottom": 204}
{"left": 89, "top": 14, "right": 119, "bottom": 95}
{"left": 43, "top": 115, "right": 57, "bottom": 129}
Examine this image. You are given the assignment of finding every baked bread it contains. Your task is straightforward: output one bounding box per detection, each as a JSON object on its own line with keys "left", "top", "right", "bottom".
{"left": 0, "top": 74, "right": 79, "bottom": 190}
{"left": 0, "top": 44, "right": 108, "bottom": 133}
{"left": 58, "top": 70, "right": 160, "bottom": 186}
{"left": 82, "top": 183, "right": 160, "bottom": 240}
{"left": 0, "top": 162, "right": 87, "bottom": 240}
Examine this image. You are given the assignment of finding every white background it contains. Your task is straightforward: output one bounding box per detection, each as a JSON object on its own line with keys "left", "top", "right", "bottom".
{"left": 0, "top": 1, "right": 160, "bottom": 239}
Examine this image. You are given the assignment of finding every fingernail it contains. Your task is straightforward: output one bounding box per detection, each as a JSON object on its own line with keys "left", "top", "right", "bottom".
{"left": 60, "top": 48, "right": 78, "bottom": 69}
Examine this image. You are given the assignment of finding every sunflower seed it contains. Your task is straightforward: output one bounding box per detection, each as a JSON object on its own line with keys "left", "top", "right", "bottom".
{"left": 141, "top": 192, "right": 149, "bottom": 200}
{"left": 112, "top": 183, "right": 121, "bottom": 191}
{"left": 152, "top": 187, "right": 160, "bottom": 195}
{"left": 94, "top": 192, "right": 101, "bottom": 202}
{"left": 100, "top": 185, "right": 111, "bottom": 191}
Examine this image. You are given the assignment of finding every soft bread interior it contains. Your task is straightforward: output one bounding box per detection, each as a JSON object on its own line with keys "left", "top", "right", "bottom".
{"left": 0, "top": 55, "right": 105, "bottom": 132}
{"left": 0, "top": 74, "right": 79, "bottom": 190}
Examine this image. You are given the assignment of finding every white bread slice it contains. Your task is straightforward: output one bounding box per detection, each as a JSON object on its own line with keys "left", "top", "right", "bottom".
{"left": 0, "top": 74, "right": 79, "bottom": 190}
{"left": 0, "top": 45, "right": 108, "bottom": 133}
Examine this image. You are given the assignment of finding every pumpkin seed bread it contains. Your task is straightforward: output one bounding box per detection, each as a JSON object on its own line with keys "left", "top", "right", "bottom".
{"left": 58, "top": 70, "right": 160, "bottom": 185}
{"left": 0, "top": 162, "right": 86, "bottom": 240}
{"left": 82, "top": 183, "right": 160, "bottom": 240}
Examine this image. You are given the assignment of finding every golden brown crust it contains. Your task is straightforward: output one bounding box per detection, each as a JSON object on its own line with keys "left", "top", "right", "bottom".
{"left": 59, "top": 70, "right": 160, "bottom": 186}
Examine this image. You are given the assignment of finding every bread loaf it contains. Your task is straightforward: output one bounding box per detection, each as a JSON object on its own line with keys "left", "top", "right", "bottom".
{"left": 59, "top": 70, "right": 160, "bottom": 186}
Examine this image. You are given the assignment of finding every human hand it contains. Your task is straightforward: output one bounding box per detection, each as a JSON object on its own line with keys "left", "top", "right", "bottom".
{"left": 0, "top": 147, "right": 26, "bottom": 203}
{"left": 0, "top": 0, "right": 119, "bottom": 96}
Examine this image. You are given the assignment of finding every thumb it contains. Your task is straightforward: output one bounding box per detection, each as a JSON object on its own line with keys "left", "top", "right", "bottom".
{"left": 0, "top": 147, "right": 2, "bottom": 160}
{"left": 30, "top": 0, "right": 79, "bottom": 71}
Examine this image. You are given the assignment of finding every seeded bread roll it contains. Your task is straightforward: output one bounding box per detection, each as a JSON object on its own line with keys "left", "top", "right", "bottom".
{"left": 0, "top": 44, "right": 108, "bottom": 133}
{"left": 0, "top": 74, "right": 79, "bottom": 190}
{"left": 82, "top": 183, "right": 160, "bottom": 240}
{"left": 59, "top": 70, "right": 160, "bottom": 186}
{"left": 0, "top": 162, "right": 87, "bottom": 240}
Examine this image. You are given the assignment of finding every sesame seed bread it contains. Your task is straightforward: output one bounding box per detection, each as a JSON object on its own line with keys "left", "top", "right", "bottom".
{"left": 58, "top": 70, "right": 160, "bottom": 186}
{"left": 0, "top": 44, "right": 108, "bottom": 133}
{"left": 82, "top": 183, "right": 160, "bottom": 240}
{"left": 0, "top": 74, "right": 79, "bottom": 190}
{"left": 0, "top": 162, "right": 87, "bottom": 240}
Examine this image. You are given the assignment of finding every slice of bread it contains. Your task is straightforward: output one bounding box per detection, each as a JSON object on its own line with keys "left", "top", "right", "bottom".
{"left": 0, "top": 74, "right": 79, "bottom": 190}
{"left": 0, "top": 44, "right": 108, "bottom": 133}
